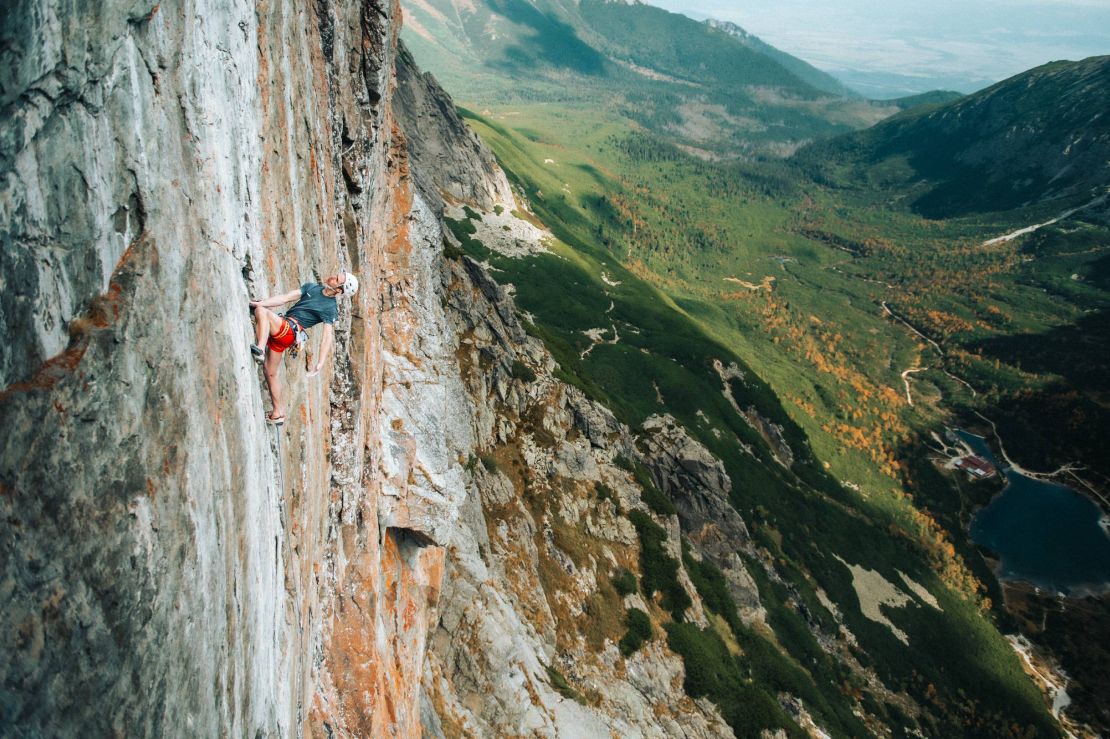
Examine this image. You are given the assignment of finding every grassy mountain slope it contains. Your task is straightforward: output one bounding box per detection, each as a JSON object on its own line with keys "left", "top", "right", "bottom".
{"left": 437, "top": 57, "right": 1110, "bottom": 732}
{"left": 799, "top": 56, "right": 1110, "bottom": 218}
{"left": 401, "top": 0, "right": 611, "bottom": 95}
{"left": 889, "top": 90, "right": 965, "bottom": 110}
{"left": 577, "top": 1, "right": 822, "bottom": 95}
{"left": 444, "top": 93, "right": 1083, "bottom": 732}
{"left": 446, "top": 101, "right": 1068, "bottom": 737}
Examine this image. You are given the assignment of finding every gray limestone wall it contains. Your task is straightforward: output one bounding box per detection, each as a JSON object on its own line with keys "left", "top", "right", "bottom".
{"left": 1, "top": 2, "right": 285, "bottom": 733}
{"left": 0, "top": 0, "right": 407, "bottom": 734}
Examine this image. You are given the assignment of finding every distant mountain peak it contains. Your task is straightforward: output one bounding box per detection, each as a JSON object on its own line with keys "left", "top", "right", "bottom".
{"left": 700, "top": 16, "right": 858, "bottom": 99}
{"left": 704, "top": 17, "right": 751, "bottom": 40}
{"left": 402, "top": 0, "right": 884, "bottom": 154}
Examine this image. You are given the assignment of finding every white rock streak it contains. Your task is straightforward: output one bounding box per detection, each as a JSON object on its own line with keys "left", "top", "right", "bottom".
{"left": 447, "top": 203, "right": 552, "bottom": 258}
{"left": 982, "top": 189, "right": 1108, "bottom": 245}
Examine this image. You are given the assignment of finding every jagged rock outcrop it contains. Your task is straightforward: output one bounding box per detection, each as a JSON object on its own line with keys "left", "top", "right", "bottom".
{"left": 420, "top": 250, "right": 736, "bottom": 737}
{"left": 392, "top": 44, "right": 513, "bottom": 213}
{"left": 638, "top": 415, "right": 765, "bottom": 622}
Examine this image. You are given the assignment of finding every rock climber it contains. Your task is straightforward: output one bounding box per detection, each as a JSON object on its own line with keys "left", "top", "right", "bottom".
{"left": 249, "top": 271, "right": 359, "bottom": 425}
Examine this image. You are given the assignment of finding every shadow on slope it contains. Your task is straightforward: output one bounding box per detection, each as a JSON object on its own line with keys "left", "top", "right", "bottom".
{"left": 485, "top": 0, "right": 608, "bottom": 77}
{"left": 967, "top": 302, "right": 1110, "bottom": 482}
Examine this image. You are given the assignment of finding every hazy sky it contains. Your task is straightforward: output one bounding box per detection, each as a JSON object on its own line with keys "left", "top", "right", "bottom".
{"left": 646, "top": 0, "right": 1110, "bottom": 93}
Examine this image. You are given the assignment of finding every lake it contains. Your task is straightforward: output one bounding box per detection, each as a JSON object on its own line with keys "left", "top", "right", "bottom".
{"left": 960, "top": 431, "right": 1110, "bottom": 596}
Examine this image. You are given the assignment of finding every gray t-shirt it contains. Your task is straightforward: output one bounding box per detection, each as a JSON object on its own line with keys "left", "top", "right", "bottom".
{"left": 285, "top": 282, "right": 337, "bottom": 330}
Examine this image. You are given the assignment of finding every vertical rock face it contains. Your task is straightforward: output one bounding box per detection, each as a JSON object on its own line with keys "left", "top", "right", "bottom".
{"left": 1, "top": 3, "right": 290, "bottom": 733}
{"left": 0, "top": 0, "right": 463, "bottom": 735}
{"left": 392, "top": 44, "right": 513, "bottom": 214}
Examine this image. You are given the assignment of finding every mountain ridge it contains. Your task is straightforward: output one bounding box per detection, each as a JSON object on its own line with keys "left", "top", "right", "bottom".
{"left": 703, "top": 18, "right": 859, "bottom": 99}
{"left": 401, "top": 0, "right": 900, "bottom": 156}
{"left": 797, "top": 55, "right": 1110, "bottom": 217}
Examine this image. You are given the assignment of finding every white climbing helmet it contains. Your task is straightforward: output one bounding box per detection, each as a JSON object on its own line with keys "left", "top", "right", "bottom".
{"left": 341, "top": 271, "right": 359, "bottom": 296}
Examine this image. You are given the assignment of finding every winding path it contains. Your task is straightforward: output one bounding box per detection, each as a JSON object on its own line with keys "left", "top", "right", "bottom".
{"left": 974, "top": 411, "right": 1110, "bottom": 510}
{"left": 881, "top": 301, "right": 944, "bottom": 357}
{"left": 901, "top": 367, "right": 927, "bottom": 406}
{"left": 1008, "top": 636, "right": 1074, "bottom": 731}
{"left": 943, "top": 370, "right": 977, "bottom": 397}
{"left": 580, "top": 299, "right": 619, "bottom": 360}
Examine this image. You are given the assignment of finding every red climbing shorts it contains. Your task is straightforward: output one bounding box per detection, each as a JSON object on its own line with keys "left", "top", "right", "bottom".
{"left": 267, "top": 318, "right": 296, "bottom": 353}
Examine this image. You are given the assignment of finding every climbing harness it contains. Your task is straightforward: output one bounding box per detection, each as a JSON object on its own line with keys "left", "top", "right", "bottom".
{"left": 284, "top": 316, "right": 309, "bottom": 359}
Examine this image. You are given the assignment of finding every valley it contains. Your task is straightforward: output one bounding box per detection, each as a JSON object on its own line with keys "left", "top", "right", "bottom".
{"left": 430, "top": 107, "right": 1078, "bottom": 736}
{"left": 401, "top": 0, "right": 1109, "bottom": 732}
{"left": 419, "top": 61, "right": 1108, "bottom": 739}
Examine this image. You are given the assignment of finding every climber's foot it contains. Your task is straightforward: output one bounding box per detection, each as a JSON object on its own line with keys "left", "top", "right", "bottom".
{"left": 267, "top": 411, "right": 285, "bottom": 426}
{"left": 251, "top": 344, "right": 265, "bottom": 363}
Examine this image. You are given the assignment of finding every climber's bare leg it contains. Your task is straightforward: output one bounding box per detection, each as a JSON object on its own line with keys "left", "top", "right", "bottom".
{"left": 263, "top": 347, "right": 284, "bottom": 421}
{"left": 253, "top": 305, "right": 282, "bottom": 350}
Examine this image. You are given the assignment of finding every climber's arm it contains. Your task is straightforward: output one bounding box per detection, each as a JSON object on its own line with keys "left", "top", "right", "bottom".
{"left": 307, "top": 324, "right": 334, "bottom": 377}
{"left": 250, "top": 288, "right": 303, "bottom": 309}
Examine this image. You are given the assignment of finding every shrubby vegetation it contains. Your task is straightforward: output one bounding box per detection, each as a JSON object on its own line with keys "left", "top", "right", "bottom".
{"left": 611, "top": 567, "right": 636, "bottom": 597}
{"left": 681, "top": 542, "right": 741, "bottom": 632}
{"left": 510, "top": 359, "right": 536, "bottom": 383}
{"left": 665, "top": 622, "right": 802, "bottom": 738}
{"left": 627, "top": 510, "right": 690, "bottom": 621}
{"left": 595, "top": 482, "right": 620, "bottom": 511}
{"left": 618, "top": 607, "right": 652, "bottom": 656}
{"left": 545, "top": 664, "right": 585, "bottom": 704}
